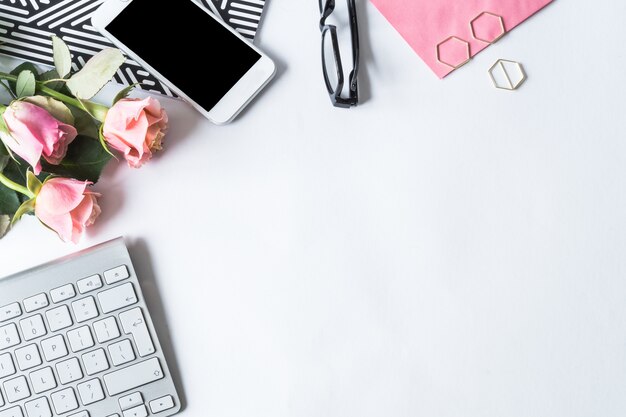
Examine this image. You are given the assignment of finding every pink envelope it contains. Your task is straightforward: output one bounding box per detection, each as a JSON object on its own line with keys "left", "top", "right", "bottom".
{"left": 370, "top": 0, "right": 553, "bottom": 78}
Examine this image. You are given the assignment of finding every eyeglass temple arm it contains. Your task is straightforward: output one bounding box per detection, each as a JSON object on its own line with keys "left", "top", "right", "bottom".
{"left": 347, "top": 0, "right": 360, "bottom": 93}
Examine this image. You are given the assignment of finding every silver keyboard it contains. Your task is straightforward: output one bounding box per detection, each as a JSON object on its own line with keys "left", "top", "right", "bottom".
{"left": 0, "top": 238, "right": 181, "bottom": 417}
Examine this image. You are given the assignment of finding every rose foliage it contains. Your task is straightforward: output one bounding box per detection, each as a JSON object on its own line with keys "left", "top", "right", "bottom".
{"left": 0, "top": 37, "right": 168, "bottom": 242}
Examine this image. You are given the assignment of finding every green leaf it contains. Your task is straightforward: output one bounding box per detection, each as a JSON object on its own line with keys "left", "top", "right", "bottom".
{"left": 66, "top": 48, "right": 125, "bottom": 100}
{"left": 9, "top": 64, "right": 40, "bottom": 96}
{"left": 10, "top": 63, "right": 40, "bottom": 79}
{"left": 0, "top": 158, "right": 32, "bottom": 239}
{"left": 0, "top": 161, "right": 23, "bottom": 218}
{"left": 40, "top": 70, "right": 68, "bottom": 93}
{"left": 79, "top": 100, "right": 109, "bottom": 123}
{"left": 40, "top": 135, "right": 112, "bottom": 182}
{"left": 113, "top": 83, "right": 139, "bottom": 105}
{"left": 0, "top": 181, "right": 20, "bottom": 216}
{"left": 0, "top": 81, "right": 16, "bottom": 99}
{"left": 0, "top": 155, "right": 8, "bottom": 172}
{"left": 1, "top": 159, "right": 31, "bottom": 204}
{"left": 0, "top": 139, "right": 8, "bottom": 157}
{"left": 52, "top": 36, "right": 72, "bottom": 78}
{"left": 98, "top": 124, "right": 115, "bottom": 158}
{"left": 0, "top": 214, "right": 9, "bottom": 239}
{"left": 26, "top": 171, "right": 42, "bottom": 195}
{"left": 16, "top": 70, "right": 36, "bottom": 98}
{"left": 11, "top": 198, "right": 34, "bottom": 226}
{"left": 70, "top": 107, "right": 100, "bottom": 139}
{"left": 24, "top": 96, "right": 74, "bottom": 125}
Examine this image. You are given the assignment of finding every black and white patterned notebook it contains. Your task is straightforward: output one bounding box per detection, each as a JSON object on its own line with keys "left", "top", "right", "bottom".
{"left": 0, "top": 0, "right": 266, "bottom": 97}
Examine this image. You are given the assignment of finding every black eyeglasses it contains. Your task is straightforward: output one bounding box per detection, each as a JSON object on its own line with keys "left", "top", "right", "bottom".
{"left": 318, "top": 0, "right": 360, "bottom": 108}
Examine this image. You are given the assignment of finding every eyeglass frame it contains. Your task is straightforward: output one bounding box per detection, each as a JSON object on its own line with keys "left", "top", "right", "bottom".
{"left": 318, "top": 0, "right": 360, "bottom": 108}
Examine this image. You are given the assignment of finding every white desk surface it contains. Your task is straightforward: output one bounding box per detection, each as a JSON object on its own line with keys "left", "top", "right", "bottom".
{"left": 2, "top": 0, "right": 626, "bottom": 416}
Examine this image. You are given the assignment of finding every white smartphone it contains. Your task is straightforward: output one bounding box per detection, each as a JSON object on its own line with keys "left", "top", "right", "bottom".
{"left": 92, "top": 0, "right": 276, "bottom": 124}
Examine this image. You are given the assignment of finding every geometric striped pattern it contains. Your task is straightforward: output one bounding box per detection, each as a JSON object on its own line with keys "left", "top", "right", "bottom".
{"left": 0, "top": 0, "right": 266, "bottom": 97}
{"left": 202, "top": 0, "right": 265, "bottom": 41}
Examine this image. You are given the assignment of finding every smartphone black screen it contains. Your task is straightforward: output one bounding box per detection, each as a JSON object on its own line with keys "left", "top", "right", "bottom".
{"left": 106, "top": 0, "right": 261, "bottom": 109}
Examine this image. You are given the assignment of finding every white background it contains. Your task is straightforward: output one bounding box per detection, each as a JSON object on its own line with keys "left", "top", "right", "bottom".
{"left": 2, "top": 0, "right": 626, "bottom": 416}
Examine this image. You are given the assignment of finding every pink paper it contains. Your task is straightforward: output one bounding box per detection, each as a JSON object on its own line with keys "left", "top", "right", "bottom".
{"left": 370, "top": 0, "right": 553, "bottom": 78}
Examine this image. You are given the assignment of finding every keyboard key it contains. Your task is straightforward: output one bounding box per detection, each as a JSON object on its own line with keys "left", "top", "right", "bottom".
{"left": 104, "top": 265, "right": 129, "bottom": 284}
{"left": 15, "top": 344, "right": 42, "bottom": 371}
{"left": 108, "top": 339, "right": 135, "bottom": 366}
{"left": 97, "top": 283, "right": 138, "bottom": 314}
{"left": 19, "top": 315, "right": 47, "bottom": 341}
{"left": 0, "top": 352, "right": 16, "bottom": 378}
{"left": 50, "top": 284, "right": 76, "bottom": 304}
{"left": 77, "top": 379, "right": 105, "bottom": 406}
{"left": 56, "top": 358, "right": 83, "bottom": 385}
{"left": 0, "top": 303, "right": 22, "bottom": 322}
{"left": 0, "top": 406, "right": 23, "bottom": 417}
{"left": 23, "top": 294, "right": 48, "bottom": 313}
{"left": 82, "top": 348, "right": 109, "bottom": 375}
{"left": 103, "top": 358, "right": 164, "bottom": 396}
{"left": 77, "top": 275, "right": 103, "bottom": 294}
{"left": 0, "top": 390, "right": 3, "bottom": 407}
{"left": 68, "top": 412, "right": 89, "bottom": 417}
{"left": 93, "top": 317, "right": 120, "bottom": 343}
{"left": 122, "top": 405, "right": 147, "bottom": 417}
{"left": 50, "top": 387, "right": 79, "bottom": 414}
{"left": 30, "top": 367, "right": 57, "bottom": 394}
{"left": 105, "top": 415, "right": 120, "bottom": 417}
{"left": 67, "top": 326, "right": 94, "bottom": 353}
{"left": 25, "top": 397, "right": 52, "bottom": 417}
{"left": 45, "top": 306, "right": 73, "bottom": 332}
{"left": 71, "top": 297, "right": 99, "bottom": 323}
{"left": 4, "top": 375, "right": 30, "bottom": 402}
{"left": 41, "top": 335, "right": 68, "bottom": 361}
{"left": 149, "top": 395, "right": 175, "bottom": 413}
{"left": 119, "top": 308, "right": 154, "bottom": 357}
{"left": 0, "top": 323, "right": 20, "bottom": 350}
{"left": 119, "top": 392, "right": 142, "bottom": 410}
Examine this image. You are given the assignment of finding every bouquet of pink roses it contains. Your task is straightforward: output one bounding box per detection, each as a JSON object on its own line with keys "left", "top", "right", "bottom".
{"left": 0, "top": 37, "right": 168, "bottom": 243}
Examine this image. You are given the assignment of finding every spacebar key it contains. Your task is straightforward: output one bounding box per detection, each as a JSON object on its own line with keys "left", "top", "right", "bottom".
{"left": 103, "top": 358, "right": 164, "bottom": 396}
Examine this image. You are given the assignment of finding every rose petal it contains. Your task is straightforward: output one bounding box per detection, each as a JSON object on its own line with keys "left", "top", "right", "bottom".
{"left": 36, "top": 178, "right": 88, "bottom": 216}
{"left": 1, "top": 101, "right": 77, "bottom": 173}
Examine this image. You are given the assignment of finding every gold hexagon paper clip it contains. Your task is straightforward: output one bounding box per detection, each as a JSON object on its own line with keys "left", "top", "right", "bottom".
{"left": 470, "top": 12, "right": 506, "bottom": 44}
{"left": 436, "top": 36, "right": 471, "bottom": 69}
{"left": 488, "top": 59, "right": 527, "bottom": 90}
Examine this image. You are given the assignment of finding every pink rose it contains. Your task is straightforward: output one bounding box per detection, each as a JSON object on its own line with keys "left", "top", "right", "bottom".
{"left": 1, "top": 101, "right": 77, "bottom": 175}
{"left": 102, "top": 97, "right": 168, "bottom": 168}
{"left": 35, "top": 178, "right": 101, "bottom": 244}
